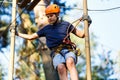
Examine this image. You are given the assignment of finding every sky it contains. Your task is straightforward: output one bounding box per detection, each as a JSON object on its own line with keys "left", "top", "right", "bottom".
{"left": 0, "top": 0, "right": 120, "bottom": 79}
{"left": 88, "top": 0, "right": 120, "bottom": 52}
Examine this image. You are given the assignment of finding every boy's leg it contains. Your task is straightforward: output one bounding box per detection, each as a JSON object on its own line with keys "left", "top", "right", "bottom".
{"left": 52, "top": 54, "right": 68, "bottom": 80}
{"left": 57, "top": 64, "right": 68, "bottom": 80}
{"left": 64, "top": 51, "right": 78, "bottom": 80}
{"left": 66, "top": 57, "right": 78, "bottom": 80}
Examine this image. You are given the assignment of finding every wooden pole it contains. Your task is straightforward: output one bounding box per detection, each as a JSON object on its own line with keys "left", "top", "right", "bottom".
{"left": 83, "top": 0, "right": 92, "bottom": 80}
{"left": 8, "top": 0, "right": 16, "bottom": 80}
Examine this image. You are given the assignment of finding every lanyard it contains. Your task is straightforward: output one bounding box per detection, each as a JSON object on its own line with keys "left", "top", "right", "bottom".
{"left": 63, "top": 17, "right": 83, "bottom": 43}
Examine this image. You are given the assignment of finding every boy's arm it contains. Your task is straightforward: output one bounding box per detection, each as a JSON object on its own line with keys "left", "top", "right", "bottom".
{"left": 17, "top": 32, "right": 39, "bottom": 40}
{"left": 75, "top": 15, "right": 92, "bottom": 38}
{"left": 75, "top": 29, "right": 85, "bottom": 38}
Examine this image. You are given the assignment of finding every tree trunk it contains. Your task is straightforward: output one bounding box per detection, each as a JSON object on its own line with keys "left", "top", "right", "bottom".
{"left": 40, "top": 48, "right": 59, "bottom": 80}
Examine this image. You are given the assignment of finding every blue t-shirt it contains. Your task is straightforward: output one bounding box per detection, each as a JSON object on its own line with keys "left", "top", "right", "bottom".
{"left": 36, "top": 21, "right": 75, "bottom": 49}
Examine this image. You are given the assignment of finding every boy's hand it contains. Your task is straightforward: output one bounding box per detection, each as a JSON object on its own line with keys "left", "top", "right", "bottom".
{"left": 9, "top": 24, "right": 18, "bottom": 36}
{"left": 82, "top": 15, "right": 92, "bottom": 25}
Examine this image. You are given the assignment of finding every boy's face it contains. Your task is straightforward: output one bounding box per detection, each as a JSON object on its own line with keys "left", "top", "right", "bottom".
{"left": 46, "top": 13, "right": 58, "bottom": 24}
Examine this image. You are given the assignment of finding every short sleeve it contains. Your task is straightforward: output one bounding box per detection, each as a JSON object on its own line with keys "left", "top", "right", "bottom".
{"left": 36, "top": 28, "right": 45, "bottom": 37}
{"left": 68, "top": 23, "right": 76, "bottom": 34}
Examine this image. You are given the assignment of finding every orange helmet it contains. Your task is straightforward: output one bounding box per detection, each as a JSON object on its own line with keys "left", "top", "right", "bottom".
{"left": 45, "top": 4, "right": 60, "bottom": 15}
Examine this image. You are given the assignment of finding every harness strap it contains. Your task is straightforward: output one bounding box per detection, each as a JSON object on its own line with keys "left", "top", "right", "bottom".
{"left": 51, "top": 44, "right": 73, "bottom": 53}
{"left": 50, "top": 43, "right": 81, "bottom": 58}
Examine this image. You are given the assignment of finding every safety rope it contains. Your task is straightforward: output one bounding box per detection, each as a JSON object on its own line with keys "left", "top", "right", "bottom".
{"left": 63, "top": 17, "right": 83, "bottom": 42}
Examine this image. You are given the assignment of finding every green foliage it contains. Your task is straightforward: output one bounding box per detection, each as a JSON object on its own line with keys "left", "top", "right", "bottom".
{"left": 0, "top": 25, "right": 9, "bottom": 48}
{"left": 0, "top": 0, "right": 12, "bottom": 48}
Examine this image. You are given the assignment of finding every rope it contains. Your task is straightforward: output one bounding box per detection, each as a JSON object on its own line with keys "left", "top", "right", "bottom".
{"left": 63, "top": 17, "right": 83, "bottom": 41}
{"left": 1, "top": 1, "right": 120, "bottom": 11}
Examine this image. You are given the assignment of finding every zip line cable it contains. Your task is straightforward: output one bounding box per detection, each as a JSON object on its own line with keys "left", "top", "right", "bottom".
{"left": 61, "top": 6, "right": 120, "bottom": 11}
{"left": 0, "top": 1, "right": 120, "bottom": 12}
{"left": 88, "top": 6, "right": 120, "bottom": 11}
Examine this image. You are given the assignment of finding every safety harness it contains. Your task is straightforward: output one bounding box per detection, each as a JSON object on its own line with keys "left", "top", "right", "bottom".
{"left": 51, "top": 15, "right": 92, "bottom": 57}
